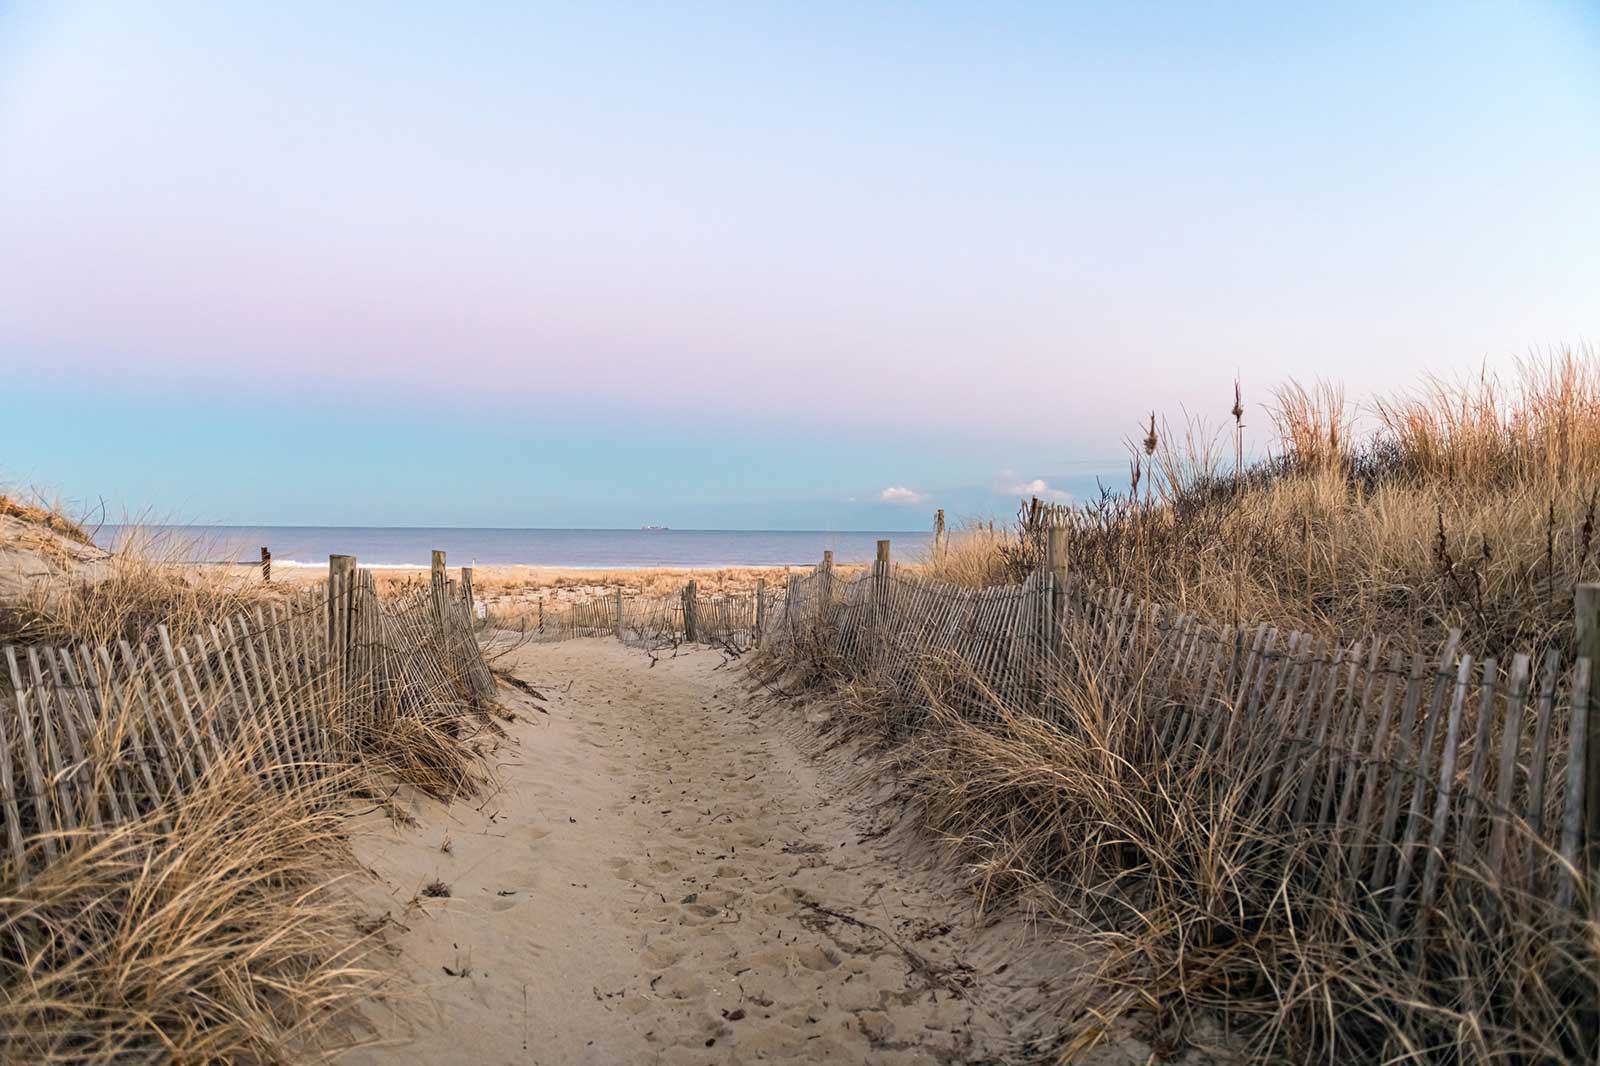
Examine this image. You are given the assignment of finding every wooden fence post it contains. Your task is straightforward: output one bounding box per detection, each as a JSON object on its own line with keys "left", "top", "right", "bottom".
{"left": 874, "top": 540, "right": 890, "bottom": 630}
{"left": 934, "top": 510, "right": 945, "bottom": 556}
{"left": 615, "top": 587, "right": 625, "bottom": 640}
{"left": 1045, "top": 528, "right": 1067, "bottom": 661}
{"left": 682, "top": 581, "right": 699, "bottom": 643}
{"left": 431, "top": 549, "right": 446, "bottom": 623}
{"left": 462, "top": 566, "right": 476, "bottom": 623}
{"left": 819, "top": 550, "right": 834, "bottom": 628}
{"left": 1578, "top": 583, "right": 1600, "bottom": 871}
{"left": 754, "top": 577, "right": 767, "bottom": 646}
{"left": 329, "top": 554, "right": 357, "bottom": 660}
{"left": 260, "top": 546, "right": 271, "bottom": 583}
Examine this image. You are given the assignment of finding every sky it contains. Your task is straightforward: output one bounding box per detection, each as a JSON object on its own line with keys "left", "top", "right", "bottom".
{"left": 1, "top": 2, "right": 1596, "bottom": 529}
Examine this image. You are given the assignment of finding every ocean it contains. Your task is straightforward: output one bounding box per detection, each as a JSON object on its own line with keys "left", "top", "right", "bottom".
{"left": 94, "top": 526, "right": 935, "bottom": 569}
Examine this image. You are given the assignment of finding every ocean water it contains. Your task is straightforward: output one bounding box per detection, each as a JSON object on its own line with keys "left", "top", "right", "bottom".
{"left": 94, "top": 526, "right": 934, "bottom": 569}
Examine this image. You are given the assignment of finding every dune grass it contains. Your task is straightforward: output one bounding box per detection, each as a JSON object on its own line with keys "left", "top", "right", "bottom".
{"left": 0, "top": 530, "right": 497, "bottom": 1062}
{"left": 772, "top": 348, "right": 1600, "bottom": 1062}
{"left": 0, "top": 492, "right": 93, "bottom": 548}
{"left": 1, "top": 538, "right": 283, "bottom": 650}
{"left": 923, "top": 348, "right": 1600, "bottom": 657}
{"left": 0, "top": 761, "right": 377, "bottom": 1064}
{"left": 886, "top": 656, "right": 1594, "bottom": 1062}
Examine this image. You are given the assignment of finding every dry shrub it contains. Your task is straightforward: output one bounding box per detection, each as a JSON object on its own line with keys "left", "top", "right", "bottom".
{"left": 0, "top": 762, "right": 378, "bottom": 1064}
{"left": 833, "top": 653, "right": 1599, "bottom": 1063}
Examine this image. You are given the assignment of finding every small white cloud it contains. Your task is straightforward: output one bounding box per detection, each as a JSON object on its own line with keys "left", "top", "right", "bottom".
{"left": 1001, "top": 475, "right": 1073, "bottom": 503}
{"left": 879, "top": 485, "right": 927, "bottom": 505}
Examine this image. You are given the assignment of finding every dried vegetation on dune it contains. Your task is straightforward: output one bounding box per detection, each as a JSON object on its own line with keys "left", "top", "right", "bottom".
{"left": 770, "top": 349, "right": 1600, "bottom": 1064}
{"left": 0, "top": 511, "right": 498, "bottom": 1063}
{"left": 925, "top": 349, "right": 1600, "bottom": 657}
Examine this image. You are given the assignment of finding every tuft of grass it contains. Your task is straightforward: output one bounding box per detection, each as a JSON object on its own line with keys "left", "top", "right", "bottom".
{"left": 924, "top": 347, "right": 1600, "bottom": 657}
{"left": 0, "top": 761, "right": 381, "bottom": 1064}
{"left": 1, "top": 524, "right": 500, "bottom": 1060}
{"left": 0, "top": 493, "right": 93, "bottom": 547}
{"left": 1, "top": 525, "right": 280, "bottom": 649}
{"left": 772, "top": 645, "right": 1600, "bottom": 1063}
{"left": 917, "top": 521, "right": 1014, "bottom": 588}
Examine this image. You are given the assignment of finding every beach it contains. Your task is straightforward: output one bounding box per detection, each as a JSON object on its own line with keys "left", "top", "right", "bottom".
{"left": 211, "top": 560, "right": 872, "bottom": 616}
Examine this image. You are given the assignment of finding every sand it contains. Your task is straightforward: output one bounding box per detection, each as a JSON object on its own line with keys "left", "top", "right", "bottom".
{"left": 223, "top": 563, "right": 866, "bottom": 612}
{"left": 337, "top": 638, "right": 1097, "bottom": 1064}
{"left": 0, "top": 512, "right": 110, "bottom": 601}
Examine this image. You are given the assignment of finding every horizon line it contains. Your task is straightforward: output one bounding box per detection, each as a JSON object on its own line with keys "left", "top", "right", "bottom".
{"left": 96, "top": 523, "right": 939, "bottom": 535}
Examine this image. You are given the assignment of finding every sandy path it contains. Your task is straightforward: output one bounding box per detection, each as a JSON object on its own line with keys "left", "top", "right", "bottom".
{"left": 342, "top": 639, "right": 1069, "bottom": 1065}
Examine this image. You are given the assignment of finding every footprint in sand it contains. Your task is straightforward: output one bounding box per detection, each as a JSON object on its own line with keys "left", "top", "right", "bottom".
{"left": 642, "top": 937, "right": 685, "bottom": 969}
{"left": 795, "top": 943, "right": 842, "bottom": 971}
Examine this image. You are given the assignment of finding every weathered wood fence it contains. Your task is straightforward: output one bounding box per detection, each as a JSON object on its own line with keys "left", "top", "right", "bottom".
{"left": 761, "top": 539, "right": 1600, "bottom": 928}
{"left": 498, "top": 537, "right": 1600, "bottom": 924}
{"left": 524, "top": 580, "right": 782, "bottom": 650}
{"left": 0, "top": 554, "right": 496, "bottom": 886}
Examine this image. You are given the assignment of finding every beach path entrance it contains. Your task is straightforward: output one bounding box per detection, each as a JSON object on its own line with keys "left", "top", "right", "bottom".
{"left": 339, "top": 638, "right": 1062, "bottom": 1065}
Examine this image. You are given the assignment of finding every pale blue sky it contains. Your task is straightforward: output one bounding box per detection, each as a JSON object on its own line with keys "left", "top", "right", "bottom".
{"left": 2, "top": 2, "right": 1596, "bottom": 527}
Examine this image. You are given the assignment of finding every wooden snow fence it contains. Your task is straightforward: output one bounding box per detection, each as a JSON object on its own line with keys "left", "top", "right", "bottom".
{"left": 759, "top": 542, "right": 1600, "bottom": 933}
{"left": 0, "top": 565, "right": 497, "bottom": 886}
{"left": 487, "top": 535, "right": 1600, "bottom": 929}
{"left": 527, "top": 582, "right": 780, "bottom": 650}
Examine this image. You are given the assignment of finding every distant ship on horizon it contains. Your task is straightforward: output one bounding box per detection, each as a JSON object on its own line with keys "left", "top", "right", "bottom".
{"left": 640, "top": 524, "right": 669, "bottom": 532}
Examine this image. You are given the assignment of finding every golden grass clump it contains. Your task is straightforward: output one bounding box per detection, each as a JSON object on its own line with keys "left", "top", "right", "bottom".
{"left": 1, "top": 527, "right": 500, "bottom": 1060}
{"left": 778, "top": 647, "right": 1600, "bottom": 1063}
{"left": 917, "top": 521, "right": 1014, "bottom": 587}
{"left": 2, "top": 548, "right": 280, "bottom": 650}
{"left": 0, "top": 762, "right": 378, "bottom": 1064}
{"left": 935, "top": 348, "right": 1600, "bottom": 656}
{"left": 357, "top": 706, "right": 490, "bottom": 801}
{"left": 0, "top": 493, "right": 93, "bottom": 547}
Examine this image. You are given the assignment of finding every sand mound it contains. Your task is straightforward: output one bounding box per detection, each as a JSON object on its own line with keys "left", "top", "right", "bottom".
{"left": 0, "top": 508, "right": 110, "bottom": 602}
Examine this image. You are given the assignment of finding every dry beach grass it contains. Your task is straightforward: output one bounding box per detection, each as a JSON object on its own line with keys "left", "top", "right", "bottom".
{"left": 0, "top": 505, "right": 499, "bottom": 1063}
{"left": 765, "top": 349, "right": 1600, "bottom": 1062}
{"left": 927, "top": 348, "right": 1600, "bottom": 656}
